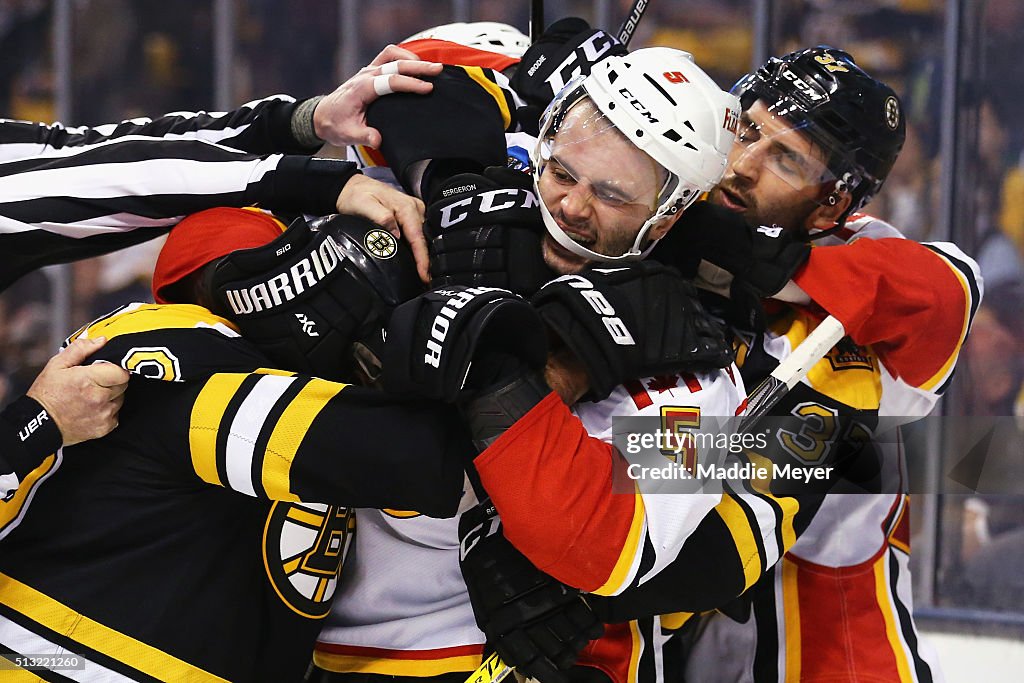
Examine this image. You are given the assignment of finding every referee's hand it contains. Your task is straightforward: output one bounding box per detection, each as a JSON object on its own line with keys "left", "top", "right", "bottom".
{"left": 313, "top": 44, "right": 442, "bottom": 149}
{"left": 26, "top": 337, "right": 129, "bottom": 447}
{"left": 336, "top": 174, "right": 430, "bottom": 283}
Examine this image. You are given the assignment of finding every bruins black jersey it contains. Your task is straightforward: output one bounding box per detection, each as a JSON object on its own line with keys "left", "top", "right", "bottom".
{"left": 0, "top": 303, "right": 468, "bottom": 682}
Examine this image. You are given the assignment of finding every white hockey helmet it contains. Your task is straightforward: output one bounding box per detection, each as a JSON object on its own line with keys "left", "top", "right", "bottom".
{"left": 532, "top": 47, "right": 740, "bottom": 263}
{"left": 403, "top": 21, "right": 530, "bottom": 59}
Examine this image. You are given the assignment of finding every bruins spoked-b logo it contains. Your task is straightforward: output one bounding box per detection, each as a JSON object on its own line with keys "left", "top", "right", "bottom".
{"left": 264, "top": 502, "right": 356, "bottom": 618}
{"left": 884, "top": 96, "right": 900, "bottom": 130}
{"left": 364, "top": 229, "right": 397, "bottom": 259}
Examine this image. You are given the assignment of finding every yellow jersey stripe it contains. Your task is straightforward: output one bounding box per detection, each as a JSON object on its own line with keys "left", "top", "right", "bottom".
{"left": 659, "top": 611, "right": 695, "bottom": 630}
{"left": 313, "top": 651, "right": 482, "bottom": 676}
{"left": 593, "top": 489, "right": 646, "bottom": 596}
{"left": 626, "top": 620, "right": 642, "bottom": 683}
{"left": 920, "top": 250, "right": 972, "bottom": 392}
{"left": 463, "top": 67, "right": 512, "bottom": 130}
{"left": 874, "top": 555, "right": 915, "bottom": 682}
{"left": 189, "top": 374, "right": 249, "bottom": 486}
{"left": 781, "top": 558, "right": 802, "bottom": 682}
{"left": 261, "top": 378, "right": 346, "bottom": 501}
{"left": 716, "top": 494, "right": 762, "bottom": 589}
{"left": 254, "top": 368, "right": 297, "bottom": 377}
{"left": 84, "top": 303, "right": 239, "bottom": 341}
{"left": 0, "top": 455, "right": 58, "bottom": 538}
{"left": 747, "top": 462, "right": 800, "bottom": 556}
{"left": 0, "top": 572, "right": 228, "bottom": 682}
{"left": 782, "top": 314, "right": 882, "bottom": 410}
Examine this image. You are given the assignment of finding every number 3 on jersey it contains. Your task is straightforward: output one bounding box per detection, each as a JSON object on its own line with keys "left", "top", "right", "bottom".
{"left": 121, "top": 346, "right": 182, "bottom": 382}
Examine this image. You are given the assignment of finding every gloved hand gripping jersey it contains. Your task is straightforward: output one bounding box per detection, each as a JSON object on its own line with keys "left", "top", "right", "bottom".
{"left": 381, "top": 284, "right": 548, "bottom": 405}
{"left": 531, "top": 262, "right": 735, "bottom": 401}
{"left": 425, "top": 166, "right": 555, "bottom": 296}
{"left": 652, "top": 200, "right": 813, "bottom": 295}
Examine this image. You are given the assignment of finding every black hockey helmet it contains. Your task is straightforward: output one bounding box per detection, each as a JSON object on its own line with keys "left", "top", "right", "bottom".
{"left": 312, "top": 214, "right": 424, "bottom": 384}
{"left": 200, "top": 212, "right": 422, "bottom": 382}
{"left": 732, "top": 46, "right": 906, "bottom": 221}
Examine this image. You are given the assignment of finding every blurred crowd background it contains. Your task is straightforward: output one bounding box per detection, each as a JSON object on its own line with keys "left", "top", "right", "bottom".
{"left": 1, "top": 0, "right": 1022, "bottom": 628}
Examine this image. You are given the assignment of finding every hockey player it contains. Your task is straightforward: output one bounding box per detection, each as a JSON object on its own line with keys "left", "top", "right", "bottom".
{"left": 400, "top": 21, "right": 530, "bottom": 75}
{"left": 0, "top": 207, "right": 480, "bottom": 681}
{"left": 643, "top": 47, "right": 982, "bottom": 682}
{"left": 0, "top": 44, "right": 438, "bottom": 291}
{"left": 309, "top": 47, "right": 859, "bottom": 683}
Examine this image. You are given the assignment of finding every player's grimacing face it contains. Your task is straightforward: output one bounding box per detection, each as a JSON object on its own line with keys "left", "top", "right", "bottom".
{"left": 537, "top": 100, "right": 665, "bottom": 274}
{"left": 708, "top": 100, "right": 824, "bottom": 233}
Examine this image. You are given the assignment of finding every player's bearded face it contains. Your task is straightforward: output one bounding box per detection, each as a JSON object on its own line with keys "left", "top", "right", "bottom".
{"left": 708, "top": 100, "right": 826, "bottom": 234}
{"left": 537, "top": 99, "right": 665, "bottom": 274}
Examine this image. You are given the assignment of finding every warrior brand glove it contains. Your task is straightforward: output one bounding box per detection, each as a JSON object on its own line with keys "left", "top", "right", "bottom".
{"left": 531, "top": 262, "right": 734, "bottom": 401}
{"left": 652, "top": 201, "right": 812, "bottom": 299}
{"left": 206, "top": 217, "right": 377, "bottom": 381}
{"left": 510, "top": 17, "right": 627, "bottom": 134}
{"left": 425, "top": 167, "right": 555, "bottom": 296}
{"left": 381, "top": 285, "right": 547, "bottom": 403}
{"left": 459, "top": 500, "right": 604, "bottom": 683}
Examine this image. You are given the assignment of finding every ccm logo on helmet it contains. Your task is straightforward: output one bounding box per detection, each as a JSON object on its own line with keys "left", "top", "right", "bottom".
{"left": 224, "top": 239, "right": 340, "bottom": 315}
{"left": 780, "top": 68, "right": 824, "bottom": 102}
{"left": 424, "top": 286, "right": 506, "bottom": 368}
{"left": 559, "top": 274, "right": 635, "bottom": 345}
{"left": 439, "top": 188, "right": 538, "bottom": 229}
{"left": 618, "top": 88, "right": 659, "bottom": 124}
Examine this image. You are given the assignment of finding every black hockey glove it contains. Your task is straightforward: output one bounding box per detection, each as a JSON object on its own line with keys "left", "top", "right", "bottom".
{"left": 531, "top": 263, "right": 734, "bottom": 402}
{"left": 206, "top": 216, "right": 377, "bottom": 381}
{"left": 651, "top": 201, "right": 811, "bottom": 299}
{"left": 510, "top": 17, "right": 627, "bottom": 134}
{"left": 381, "top": 285, "right": 547, "bottom": 403}
{"left": 459, "top": 500, "right": 604, "bottom": 683}
{"left": 425, "top": 167, "right": 555, "bottom": 296}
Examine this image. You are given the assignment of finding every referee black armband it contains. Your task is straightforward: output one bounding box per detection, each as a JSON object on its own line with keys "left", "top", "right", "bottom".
{"left": 0, "top": 395, "right": 62, "bottom": 497}
{"left": 248, "top": 155, "right": 359, "bottom": 215}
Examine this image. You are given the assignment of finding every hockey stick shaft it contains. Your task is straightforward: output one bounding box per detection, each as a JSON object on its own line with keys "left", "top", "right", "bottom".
{"left": 530, "top": 0, "right": 544, "bottom": 44}
{"left": 738, "top": 315, "right": 846, "bottom": 431}
{"left": 616, "top": 0, "right": 652, "bottom": 47}
{"left": 464, "top": 651, "right": 515, "bottom": 683}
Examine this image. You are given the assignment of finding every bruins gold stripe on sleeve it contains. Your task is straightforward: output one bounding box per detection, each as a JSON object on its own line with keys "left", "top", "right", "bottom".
{"left": 188, "top": 373, "right": 347, "bottom": 500}
{"left": 261, "top": 378, "right": 346, "bottom": 500}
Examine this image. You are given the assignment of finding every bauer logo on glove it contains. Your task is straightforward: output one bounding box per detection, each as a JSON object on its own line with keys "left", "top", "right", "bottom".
{"left": 547, "top": 272, "right": 636, "bottom": 346}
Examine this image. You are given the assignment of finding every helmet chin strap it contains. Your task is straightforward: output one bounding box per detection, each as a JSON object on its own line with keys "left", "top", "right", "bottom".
{"left": 538, "top": 197, "right": 660, "bottom": 264}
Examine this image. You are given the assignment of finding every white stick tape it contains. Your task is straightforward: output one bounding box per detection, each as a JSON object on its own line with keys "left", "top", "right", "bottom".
{"left": 380, "top": 61, "right": 400, "bottom": 75}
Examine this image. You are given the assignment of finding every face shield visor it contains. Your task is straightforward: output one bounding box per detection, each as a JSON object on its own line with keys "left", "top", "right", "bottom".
{"left": 730, "top": 70, "right": 861, "bottom": 207}
{"left": 531, "top": 78, "right": 680, "bottom": 263}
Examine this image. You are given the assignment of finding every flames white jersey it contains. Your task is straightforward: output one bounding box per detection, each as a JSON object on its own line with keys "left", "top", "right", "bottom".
{"left": 314, "top": 367, "right": 744, "bottom": 676}
{"left": 684, "top": 214, "right": 982, "bottom": 683}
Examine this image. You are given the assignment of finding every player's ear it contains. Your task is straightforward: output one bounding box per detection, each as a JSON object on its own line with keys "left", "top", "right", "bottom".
{"left": 806, "top": 192, "right": 853, "bottom": 231}
{"left": 649, "top": 211, "right": 684, "bottom": 242}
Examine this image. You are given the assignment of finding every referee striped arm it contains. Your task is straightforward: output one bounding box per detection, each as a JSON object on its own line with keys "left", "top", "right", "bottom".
{"left": 0, "top": 94, "right": 300, "bottom": 162}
